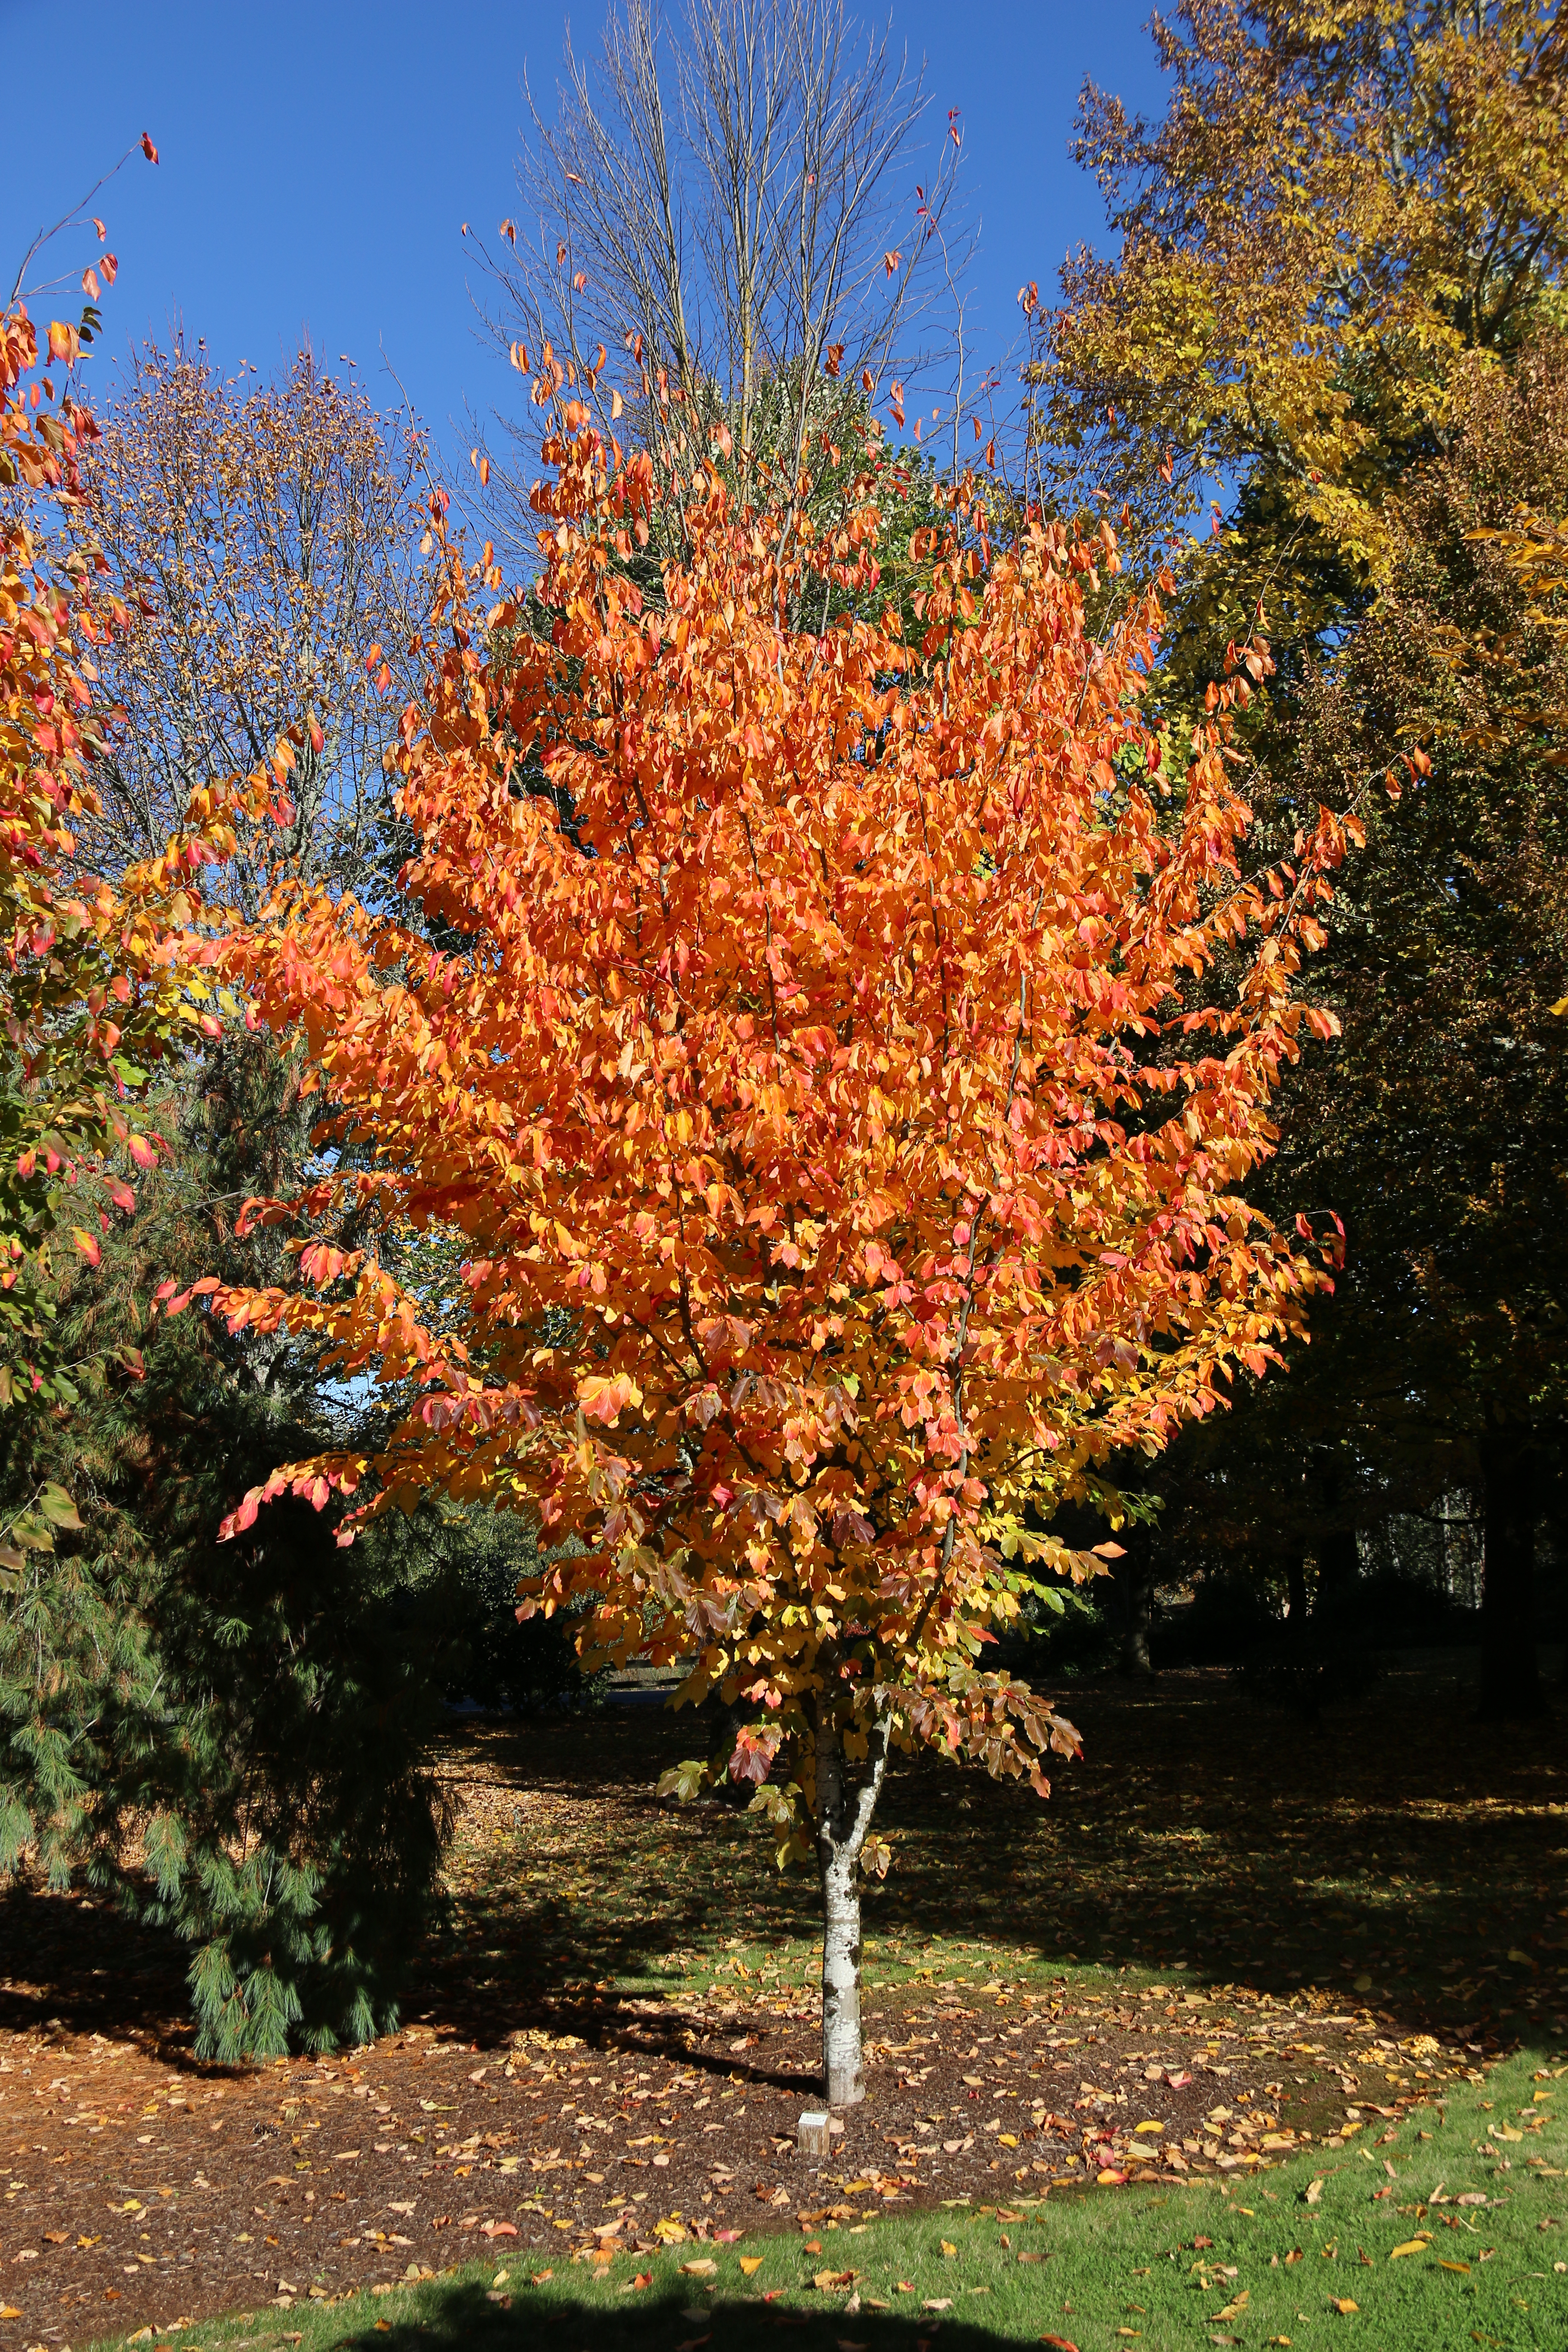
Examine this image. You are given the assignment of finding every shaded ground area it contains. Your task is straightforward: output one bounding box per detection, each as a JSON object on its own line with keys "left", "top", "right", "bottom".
{"left": 0, "top": 1653, "right": 1561, "bottom": 2348}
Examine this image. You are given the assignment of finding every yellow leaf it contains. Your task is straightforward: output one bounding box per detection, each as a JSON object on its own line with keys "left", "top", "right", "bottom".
{"left": 1437, "top": 2258, "right": 1470, "bottom": 2273}
{"left": 739, "top": 2256, "right": 764, "bottom": 2276}
{"left": 1134, "top": 2119, "right": 1164, "bottom": 2134}
{"left": 1391, "top": 2237, "right": 1432, "bottom": 2257}
{"left": 1331, "top": 2296, "right": 1358, "bottom": 2313}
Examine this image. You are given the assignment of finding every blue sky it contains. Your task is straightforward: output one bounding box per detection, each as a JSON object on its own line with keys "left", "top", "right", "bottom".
{"left": 1, "top": 1, "right": 1167, "bottom": 465}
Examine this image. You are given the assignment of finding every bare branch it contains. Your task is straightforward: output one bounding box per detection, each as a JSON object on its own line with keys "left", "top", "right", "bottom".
{"left": 472, "top": 0, "right": 971, "bottom": 559}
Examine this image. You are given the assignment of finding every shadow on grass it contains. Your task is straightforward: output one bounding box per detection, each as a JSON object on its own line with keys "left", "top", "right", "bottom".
{"left": 330, "top": 2280, "right": 1028, "bottom": 2350}
{"left": 10, "top": 1655, "right": 1567, "bottom": 2067}
{"left": 416, "top": 1659, "right": 1568, "bottom": 2050}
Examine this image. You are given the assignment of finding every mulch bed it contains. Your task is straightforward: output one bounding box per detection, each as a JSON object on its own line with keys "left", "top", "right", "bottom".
{"left": 0, "top": 1940, "right": 1477, "bottom": 2346}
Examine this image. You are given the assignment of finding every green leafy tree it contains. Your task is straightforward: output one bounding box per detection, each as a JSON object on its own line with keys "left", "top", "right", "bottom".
{"left": 1040, "top": 3, "right": 1568, "bottom": 1703}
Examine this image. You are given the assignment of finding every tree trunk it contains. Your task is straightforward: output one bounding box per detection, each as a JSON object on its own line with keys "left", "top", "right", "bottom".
{"left": 813, "top": 1705, "right": 889, "bottom": 2108}
{"left": 1119, "top": 1522, "right": 1155, "bottom": 1676}
{"left": 1285, "top": 1551, "right": 1308, "bottom": 1626}
{"left": 1479, "top": 1424, "right": 1545, "bottom": 1721}
{"left": 1312, "top": 1524, "right": 1359, "bottom": 1618}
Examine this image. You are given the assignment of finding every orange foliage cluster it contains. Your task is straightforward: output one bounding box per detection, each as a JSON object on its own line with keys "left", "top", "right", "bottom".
{"left": 206, "top": 407, "right": 1350, "bottom": 1813}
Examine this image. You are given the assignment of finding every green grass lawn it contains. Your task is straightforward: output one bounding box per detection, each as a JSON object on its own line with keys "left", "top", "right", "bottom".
{"left": 86, "top": 2045, "right": 1565, "bottom": 2352}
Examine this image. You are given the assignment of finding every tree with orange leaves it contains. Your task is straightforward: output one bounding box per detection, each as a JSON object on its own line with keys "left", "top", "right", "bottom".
{"left": 206, "top": 389, "right": 1348, "bottom": 2104}
{"left": 0, "top": 191, "right": 275, "bottom": 1570}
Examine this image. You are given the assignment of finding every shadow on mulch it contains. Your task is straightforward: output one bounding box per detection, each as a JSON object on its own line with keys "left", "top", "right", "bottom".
{"left": 0, "top": 1880, "right": 189, "bottom": 2046}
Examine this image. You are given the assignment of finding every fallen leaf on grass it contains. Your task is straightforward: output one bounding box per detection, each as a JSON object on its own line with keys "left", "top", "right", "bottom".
{"left": 681, "top": 2258, "right": 718, "bottom": 2277}
{"left": 923, "top": 2297, "right": 952, "bottom": 2311}
{"left": 1437, "top": 2258, "right": 1471, "bottom": 2273}
{"left": 1304, "top": 2178, "right": 1325, "bottom": 2205}
{"left": 1330, "top": 2297, "right": 1358, "bottom": 2314}
{"left": 739, "top": 2255, "right": 764, "bottom": 2275}
{"left": 1039, "top": 2336, "right": 1080, "bottom": 2352}
{"left": 1391, "top": 2236, "right": 1433, "bottom": 2258}
{"left": 1214, "top": 2291, "right": 1250, "bottom": 2321}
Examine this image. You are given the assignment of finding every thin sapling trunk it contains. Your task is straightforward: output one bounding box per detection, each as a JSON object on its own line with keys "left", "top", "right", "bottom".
{"left": 812, "top": 1702, "right": 889, "bottom": 2107}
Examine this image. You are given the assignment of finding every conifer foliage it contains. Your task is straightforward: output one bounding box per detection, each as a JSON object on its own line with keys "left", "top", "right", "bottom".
{"left": 209, "top": 388, "right": 1349, "bottom": 2098}
{"left": 0, "top": 1035, "right": 457, "bottom": 2060}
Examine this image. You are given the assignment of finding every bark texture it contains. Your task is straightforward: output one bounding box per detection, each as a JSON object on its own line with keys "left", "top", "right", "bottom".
{"left": 812, "top": 1706, "right": 889, "bottom": 2107}
{"left": 1118, "top": 1521, "right": 1155, "bottom": 1676}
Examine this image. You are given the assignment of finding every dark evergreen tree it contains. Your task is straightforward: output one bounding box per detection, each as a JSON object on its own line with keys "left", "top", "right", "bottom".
{"left": 0, "top": 1034, "right": 466, "bottom": 2058}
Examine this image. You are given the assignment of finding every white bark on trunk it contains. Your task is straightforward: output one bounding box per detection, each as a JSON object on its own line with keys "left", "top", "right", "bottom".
{"left": 813, "top": 1704, "right": 889, "bottom": 2108}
